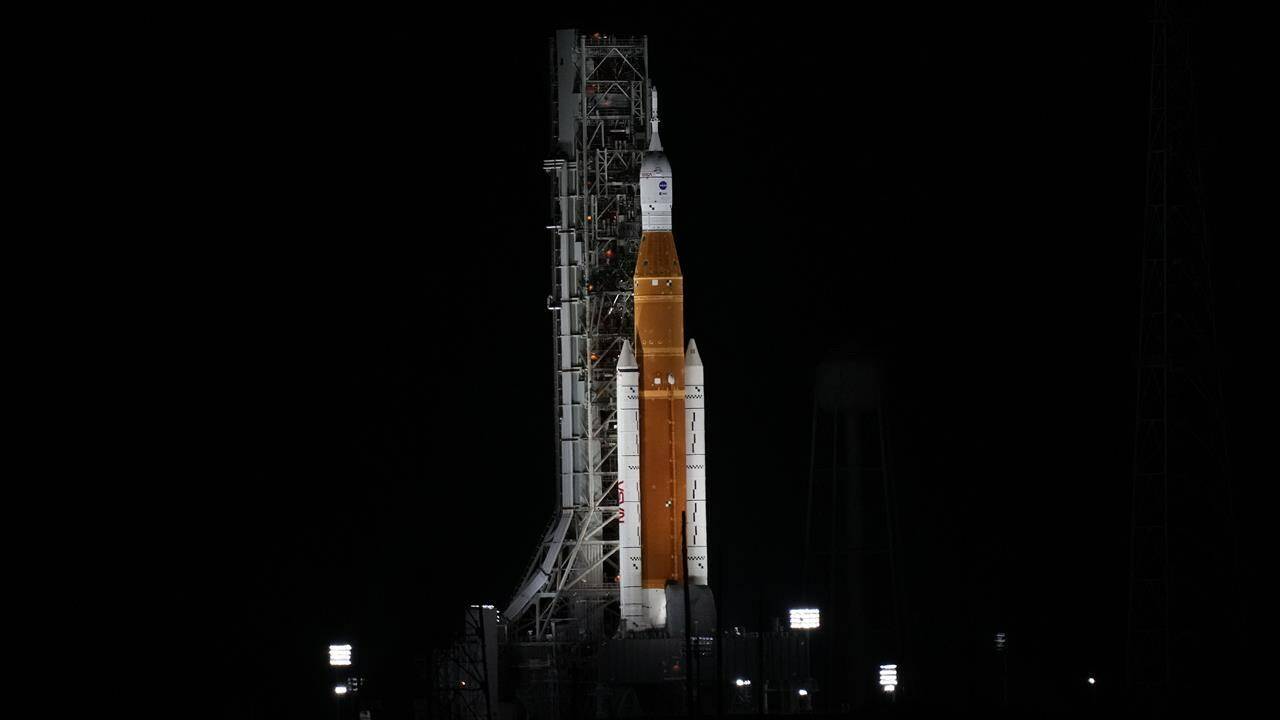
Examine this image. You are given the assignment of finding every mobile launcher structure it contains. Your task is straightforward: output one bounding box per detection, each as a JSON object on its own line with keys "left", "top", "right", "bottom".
{"left": 430, "top": 30, "right": 816, "bottom": 720}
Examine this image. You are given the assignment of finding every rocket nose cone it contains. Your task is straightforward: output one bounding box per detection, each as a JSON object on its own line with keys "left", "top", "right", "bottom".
{"left": 648, "top": 129, "right": 664, "bottom": 152}
{"left": 618, "top": 340, "right": 638, "bottom": 370}
{"left": 684, "top": 338, "right": 702, "bottom": 367}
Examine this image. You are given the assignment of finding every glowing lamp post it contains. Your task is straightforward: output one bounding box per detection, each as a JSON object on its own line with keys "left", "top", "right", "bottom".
{"left": 795, "top": 687, "right": 812, "bottom": 712}
{"left": 329, "top": 644, "right": 352, "bottom": 666}
{"left": 330, "top": 644, "right": 354, "bottom": 720}
{"left": 879, "top": 664, "right": 898, "bottom": 696}
{"left": 789, "top": 608, "right": 819, "bottom": 709}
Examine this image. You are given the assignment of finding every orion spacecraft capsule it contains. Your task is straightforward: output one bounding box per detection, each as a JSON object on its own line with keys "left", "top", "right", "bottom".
{"left": 617, "top": 89, "right": 711, "bottom": 632}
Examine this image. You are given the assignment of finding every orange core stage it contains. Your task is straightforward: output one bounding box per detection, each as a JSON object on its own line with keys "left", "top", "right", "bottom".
{"left": 633, "top": 230, "right": 686, "bottom": 589}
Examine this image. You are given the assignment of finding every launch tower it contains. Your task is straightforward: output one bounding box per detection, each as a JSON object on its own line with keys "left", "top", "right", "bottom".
{"left": 506, "top": 30, "right": 654, "bottom": 641}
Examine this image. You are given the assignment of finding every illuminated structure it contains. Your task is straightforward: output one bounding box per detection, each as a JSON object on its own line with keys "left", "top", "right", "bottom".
{"left": 505, "top": 30, "right": 653, "bottom": 641}
{"left": 618, "top": 88, "right": 710, "bottom": 631}
{"left": 430, "top": 30, "right": 810, "bottom": 720}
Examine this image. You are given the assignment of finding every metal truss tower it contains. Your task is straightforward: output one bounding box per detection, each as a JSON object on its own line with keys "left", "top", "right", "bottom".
{"left": 506, "top": 30, "right": 652, "bottom": 641}
{"left": 431, "top": 606, "right": 499, "bottom": 720}
{"left": 1126, "top": 1, "right": 1235, "bottom": 712}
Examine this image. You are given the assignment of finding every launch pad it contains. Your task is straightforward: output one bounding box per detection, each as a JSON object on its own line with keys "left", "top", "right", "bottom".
{"left": 430, "top": 30, "right": 819, "bottom": 719}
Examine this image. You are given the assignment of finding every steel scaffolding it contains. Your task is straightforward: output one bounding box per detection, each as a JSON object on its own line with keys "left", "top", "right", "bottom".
{"left": 431, "top": 606, "right": 499, "bottom": 720}
{"left": 1126, "top": 2, "right": 1235, "bottom": 712}
{"left": 506, "top": 30, "right": 652, "bottom": 642}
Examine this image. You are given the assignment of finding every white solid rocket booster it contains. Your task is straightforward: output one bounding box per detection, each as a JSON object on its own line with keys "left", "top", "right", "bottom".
{"left": 685, "top": 338, "right": 709, "bottom": 585}
{"left": 616, "top": 340, "right": 646, "bottom": 630}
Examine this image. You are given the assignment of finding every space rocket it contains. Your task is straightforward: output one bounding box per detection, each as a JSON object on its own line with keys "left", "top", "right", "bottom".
{"left": 618, "top": 89, "right": 710, "bottom": 632}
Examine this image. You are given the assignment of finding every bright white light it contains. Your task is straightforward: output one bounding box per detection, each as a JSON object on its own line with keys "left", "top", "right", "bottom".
{"left": 334, "top": 685, "right": 348, "bottom": 695}
{"left": 789, "top": 608, "right": 821, "bottom": 629}
{"left": 734, "top": 678, "right": 751, "bottom": 687}
{"left": 1088, "top": 677, "right": 1096, "bottom": 685}
{"left": 329, "top": 644, "right": 353, "bottom": 666}
{"left": 797, "top": 689, "right": 809, "bottom": 697}
{"left": 879, "top": 663, "right": 899, "bottom": 690}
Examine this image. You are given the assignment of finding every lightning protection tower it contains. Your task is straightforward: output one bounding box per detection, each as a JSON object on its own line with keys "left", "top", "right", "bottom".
{"left": 1126, "top": 2, "right": 1236, "bottom": 713}
{"left": 802, "top": 357, "right": 904, "bottom": 710}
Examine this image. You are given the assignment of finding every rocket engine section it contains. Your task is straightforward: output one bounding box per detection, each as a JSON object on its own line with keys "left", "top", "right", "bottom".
{"left": 616, "top": 89, "right": 714, "bottom": 635}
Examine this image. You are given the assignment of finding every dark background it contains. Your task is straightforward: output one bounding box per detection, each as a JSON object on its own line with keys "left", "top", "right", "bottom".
{"left": 171, "top": 4, "right": 1269, "bottom": 717}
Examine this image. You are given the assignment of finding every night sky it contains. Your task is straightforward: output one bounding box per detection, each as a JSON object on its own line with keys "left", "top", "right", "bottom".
{"left": 184, "top": 5, "right": 1268, "bottom": 717}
